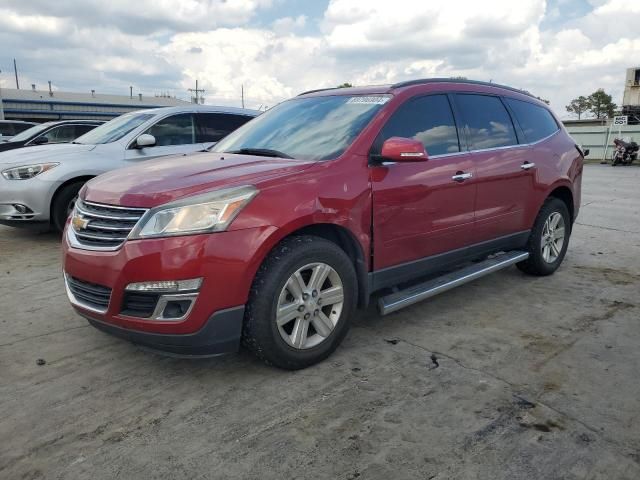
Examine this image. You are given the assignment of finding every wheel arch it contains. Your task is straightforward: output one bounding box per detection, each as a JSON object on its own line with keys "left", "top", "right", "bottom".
{"left": 547, "top": 184, "right": 575, "bottom": 225}
{"left": 254, "top": 222, "right": 370, "bottom": 309}
{"left": 49, "top": 176, "right": 94, "bottom": 219}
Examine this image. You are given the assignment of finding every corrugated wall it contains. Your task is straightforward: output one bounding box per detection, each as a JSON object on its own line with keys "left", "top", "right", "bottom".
{"left": 565, "top": 125, "right": 640, "bottom": 160}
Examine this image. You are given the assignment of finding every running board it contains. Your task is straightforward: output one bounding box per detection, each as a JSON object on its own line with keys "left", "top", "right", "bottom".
{"left": 378, "top": 251, "right": 529, "bottom": 315}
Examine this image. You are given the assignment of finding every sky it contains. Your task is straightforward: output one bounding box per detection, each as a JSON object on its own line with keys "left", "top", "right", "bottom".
{"left": 0, "top": 0, "right": 638, "bottom": 118}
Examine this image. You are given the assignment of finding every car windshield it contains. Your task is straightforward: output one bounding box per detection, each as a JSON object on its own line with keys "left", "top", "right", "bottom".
{"left": 212, "top": 95, "right": 391, "bottom": 160}
{"left": 9, "top": 122, "right": 55, "bottom": 142}
{"left": 74, "top": 113, "right": 154, "bottom": 144}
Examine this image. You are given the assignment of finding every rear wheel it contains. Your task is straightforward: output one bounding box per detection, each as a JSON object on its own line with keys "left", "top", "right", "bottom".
{"left": 51, "top": 182, "right": 84, "bottom": 232}
{"left": 242, "top": 235, "right": 357, "bottom": 370}
{"left": 517, "top": 197, "right": 571, "bottom": 276}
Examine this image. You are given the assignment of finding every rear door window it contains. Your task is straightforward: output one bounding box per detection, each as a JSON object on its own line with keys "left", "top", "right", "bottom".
{"left": 43, "top": 125, "right": 77, "bottom": 143}
{"left": 455, "top": 94, "right": 518, "bottom": 150}
{"left": 372, "top": 94, "right": 460, "bottom": 157}
{"left": 196, "top": 113, "right": 253, "bottom": 143}
{"left": 505, "top": 98, "right": 559, "bottom": 143}
{"left": 144, "top": 113, "right": 195, "bottom": 146}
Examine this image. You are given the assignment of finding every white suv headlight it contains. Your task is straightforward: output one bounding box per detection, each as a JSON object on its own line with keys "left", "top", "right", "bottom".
{"left": 129, "top": 185, "right": 258, "bottom": 239}
{"left": 2, "top": 163, "right": 59, "bottom": 180}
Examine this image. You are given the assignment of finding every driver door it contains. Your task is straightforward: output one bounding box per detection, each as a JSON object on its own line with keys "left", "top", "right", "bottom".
{"left": 370, "top": 94, "right": 476, "bottom": 280}
{"left": 124, "top": 113, "right": 204, "bottom": 163}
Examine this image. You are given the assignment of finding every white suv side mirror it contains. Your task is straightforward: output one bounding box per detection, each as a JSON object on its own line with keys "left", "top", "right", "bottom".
{"left": 135, "top": 134, "right": 156, "bottom": 148}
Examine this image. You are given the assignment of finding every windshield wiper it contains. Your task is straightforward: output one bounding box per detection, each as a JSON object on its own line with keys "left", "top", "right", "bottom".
{"left": 226, "top": 148, "right": 293, "bottom": 159}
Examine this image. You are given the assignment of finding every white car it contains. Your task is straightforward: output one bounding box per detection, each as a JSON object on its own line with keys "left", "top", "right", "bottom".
{"left": 0, "top": 105, "right": 258, "bottom": 231}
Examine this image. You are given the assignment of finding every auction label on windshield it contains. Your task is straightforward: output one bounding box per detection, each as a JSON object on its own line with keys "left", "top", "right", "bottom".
{"left": 346, "top": 96, "right": 390, "bottom": 105}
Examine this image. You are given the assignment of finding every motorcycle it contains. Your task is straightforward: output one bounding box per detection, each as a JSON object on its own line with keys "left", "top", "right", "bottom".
{"left": 612, "top": 138, "right": 639, "bottom": 166}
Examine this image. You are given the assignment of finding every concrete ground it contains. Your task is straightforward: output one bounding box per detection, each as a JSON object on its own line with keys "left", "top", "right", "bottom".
{"left": 1, "top": 164, "right": 639, "bottom": 480}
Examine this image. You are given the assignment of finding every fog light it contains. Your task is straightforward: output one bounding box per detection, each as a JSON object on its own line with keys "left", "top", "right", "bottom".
{"left": 13, "top": 204, "right": 31, "bottom": 214}
{"left": 125, "top": 278, "right": 202, "bottom": 293}
{"left": 162, "top": 300, "right": 193, "bottom": 319}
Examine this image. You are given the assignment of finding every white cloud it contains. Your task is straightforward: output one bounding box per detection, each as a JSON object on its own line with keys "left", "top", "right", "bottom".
{"left": 271, "top": 15, "right": 307, "bottom": 34}
{"left": 1, "top": 0, "right": 639, "bottom": 117}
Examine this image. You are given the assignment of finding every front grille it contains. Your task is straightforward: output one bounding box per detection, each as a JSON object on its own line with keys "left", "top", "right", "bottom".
{"left": 67, "top": 276, "right": 112, "bottom": 311}
{"left": 121, "top": 292, "right": 159, "bottom": 318}
{"left": 72, "top": 199, "right": 147, "bottom": 249}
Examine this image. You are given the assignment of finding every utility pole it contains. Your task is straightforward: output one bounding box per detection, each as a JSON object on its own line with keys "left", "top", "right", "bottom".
{"left": 188, "top": 79, "right": 205, "bottom": 104}
{"left": 130, "top": 86, "right": 133, "bottom": 99}
{"left": 13, "top": 59, "right": 19, "bottom": 89}
{"left": 241, "top": 84, "right": 245, "bottom": 108}
{"left": 0, "top": 70, "right": 4, "bottom": 120}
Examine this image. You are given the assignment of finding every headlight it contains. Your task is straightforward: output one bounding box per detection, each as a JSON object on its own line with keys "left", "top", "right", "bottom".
{"left": 130, "top": 185, "right": 258, "bottom": 239}
{"left": 2, "top": 163, "right": 60, "bottom": 180}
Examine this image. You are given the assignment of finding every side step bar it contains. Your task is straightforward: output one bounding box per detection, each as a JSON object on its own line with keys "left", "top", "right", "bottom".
{"left": 378, "top": 251, "right": 529, "bottom": 315}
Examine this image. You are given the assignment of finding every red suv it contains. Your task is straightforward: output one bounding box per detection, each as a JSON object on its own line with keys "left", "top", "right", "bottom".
{"left": 62, "top": 79, "right": 583, "bottom": 369}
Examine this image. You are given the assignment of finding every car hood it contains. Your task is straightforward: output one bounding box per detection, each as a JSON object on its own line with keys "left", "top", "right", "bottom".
{"left": 83, "top": 151, "right": 316, "bottom": 208}
{"left": 0, "top": 143, "right": 97, "bottom": 167}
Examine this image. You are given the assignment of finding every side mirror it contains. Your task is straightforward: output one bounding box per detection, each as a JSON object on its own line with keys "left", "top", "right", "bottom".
{"left": 33, "top": 136, "right": 49, "bottom": 145}
{"left": 381, "top": 137, "right": 428, "bottom": 162}
{"left": 135, "top": 134, "right": 156, "bottom": 149}
{"left": 583, "top": 148, "right": 590, "bottom": 157}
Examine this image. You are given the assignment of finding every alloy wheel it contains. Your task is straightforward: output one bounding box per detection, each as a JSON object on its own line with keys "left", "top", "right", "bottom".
{"left": 276, "top": 262, "right": 344, "bottom": 350}
{"left": 541, "top": 212, "right": 565, "bottom": 263}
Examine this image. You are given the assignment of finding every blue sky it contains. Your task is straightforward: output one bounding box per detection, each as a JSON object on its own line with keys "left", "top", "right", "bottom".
{"left": 0, "top": 0, "right": 638, "bottom": 117}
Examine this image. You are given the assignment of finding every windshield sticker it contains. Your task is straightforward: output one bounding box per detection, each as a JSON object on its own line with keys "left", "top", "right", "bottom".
{"left": 346, "top": 96, "right": 390, "bottom": 105}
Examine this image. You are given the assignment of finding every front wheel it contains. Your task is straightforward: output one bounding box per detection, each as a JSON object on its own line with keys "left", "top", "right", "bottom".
{"left": 242, "top": 235, "right": 357, "bottom": 370}
{"left": 517, "top": 198, "right": 571, "bottom": 276}
{"left": 51, "top": 181, "right": 85, "bottom": 233}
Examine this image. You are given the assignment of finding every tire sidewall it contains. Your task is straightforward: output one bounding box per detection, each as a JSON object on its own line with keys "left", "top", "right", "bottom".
{"left": 52, "top": 182, "right": 84, "bottom": 232}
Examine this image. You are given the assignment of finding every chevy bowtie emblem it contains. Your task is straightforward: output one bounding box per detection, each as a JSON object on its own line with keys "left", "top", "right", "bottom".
{"left": 72, "top": 215, "right": 90, "bottom": 231}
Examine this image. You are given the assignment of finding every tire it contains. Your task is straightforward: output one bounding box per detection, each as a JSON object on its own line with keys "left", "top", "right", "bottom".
{"left": 51, "top": 182, "right": 85, "bottom": 232}
{"left": 242, "top": 235, "right": 357, "bottom": 370}
{"left": 517, "top": 197, "right": 571, "bottom": 276}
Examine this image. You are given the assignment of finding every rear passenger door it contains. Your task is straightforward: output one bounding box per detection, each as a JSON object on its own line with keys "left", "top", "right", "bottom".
{"left": 195, "top": 113, "right": 253, "bottom": 148}
{"left": 453, "top": 94, "right": 533, "bottom": 243}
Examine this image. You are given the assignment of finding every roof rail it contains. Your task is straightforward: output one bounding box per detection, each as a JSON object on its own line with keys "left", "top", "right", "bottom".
{"left": 390, "top": 78, "right": 534, "bottom": 98}
{"left": 297, "top": 87, "right": 341, "bottom": 96}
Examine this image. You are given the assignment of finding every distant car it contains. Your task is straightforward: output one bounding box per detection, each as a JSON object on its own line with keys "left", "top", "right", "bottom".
{"left": 0, "top": 120, "right": 37, "bottom": 142}
{"left": 0, "top": 105, "right": 259, "bottom": 231}
{"left": 0, "top": 120, "right": 104, "bottom": 153}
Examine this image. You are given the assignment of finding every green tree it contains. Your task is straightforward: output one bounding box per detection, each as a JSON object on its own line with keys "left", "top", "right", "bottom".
{"left": 587, "top": 89, "right": 616, "bottom": 119}
{"left": 565, "top": 95, "right": 589, "bottom": 119}
{"left": 535, "top": 96, "right": 550, "bottom": 105}
{"left": 337, "top": 82, "right": 353, "bottom": 88}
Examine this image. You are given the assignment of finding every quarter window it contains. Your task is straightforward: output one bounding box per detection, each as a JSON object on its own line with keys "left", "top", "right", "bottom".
{"left": 373, "top": 94, "right": 460, "bottom": 157}
{"left": 455, "top": 94, "right": 518, "bottom": 150}
{"left": 196, "top": 113, "right": 253, "bottom": 143}
{"left": 144, "top": 114, "right": 195, "bottom": 146}
{"left": 505, "top": 98, "right": 559, "bottom": 143}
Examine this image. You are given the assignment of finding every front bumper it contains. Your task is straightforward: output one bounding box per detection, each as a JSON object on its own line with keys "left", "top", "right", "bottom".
{"left": 0, "top": 177, "right": 57, "bottom": 223}
{"left": 62, "top": 224, "right": 278, "bottom": 350}
{"left": 80, "top": 306, "right": 245, "bottom": 357}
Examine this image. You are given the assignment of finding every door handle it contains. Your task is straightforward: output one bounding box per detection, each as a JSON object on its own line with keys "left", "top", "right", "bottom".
{"left": 452, "top": 172, "right": 473, "bottom": 182}
{"left": 521, "top": 162, "right": 536, "bottom": 170}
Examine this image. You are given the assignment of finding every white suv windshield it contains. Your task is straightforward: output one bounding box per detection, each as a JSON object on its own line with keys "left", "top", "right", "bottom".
{"left": 212, "top": 95, "right": 391, "bottom": 160}
{"left": 75, "top": 113, "right": 154, "bottom": 144}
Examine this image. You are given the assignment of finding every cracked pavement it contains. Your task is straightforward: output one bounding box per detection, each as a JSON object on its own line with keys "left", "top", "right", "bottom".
{"left": 1, "top": 165, "right": 639, "bottom": 479}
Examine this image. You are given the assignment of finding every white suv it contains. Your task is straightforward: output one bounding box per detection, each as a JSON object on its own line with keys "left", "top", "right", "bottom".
{"left": 0, "top": 105, "right": 258, "bottom": 231}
